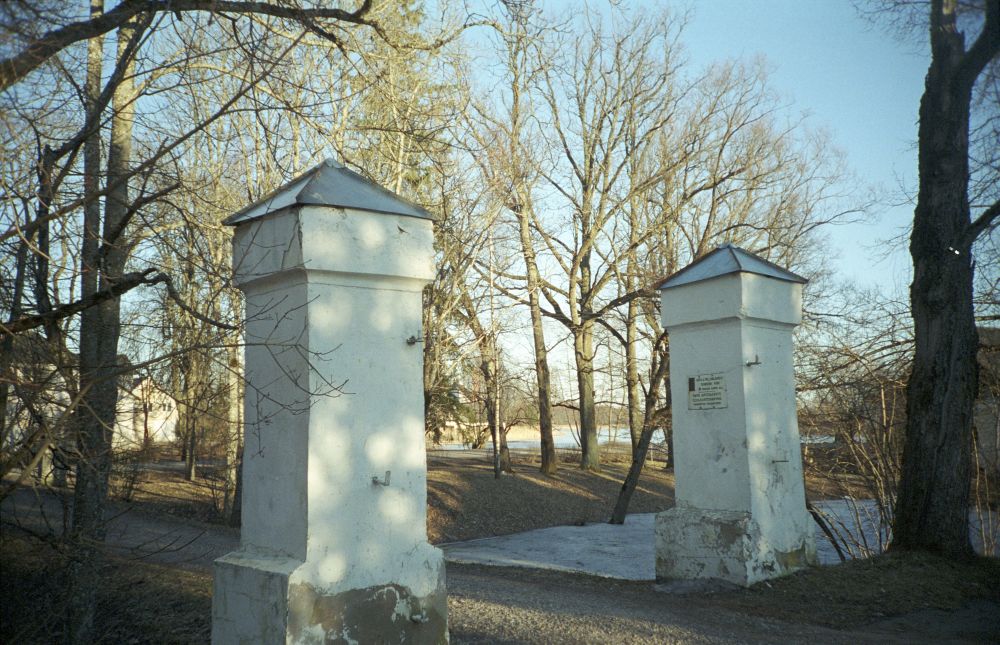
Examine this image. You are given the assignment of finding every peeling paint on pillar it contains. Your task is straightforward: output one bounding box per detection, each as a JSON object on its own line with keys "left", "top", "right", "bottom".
{"left": 655, "top": 245, "right": 816, "bottom": 587}
{"left": 287, "top": 577, "right": 448, "bottom": 645}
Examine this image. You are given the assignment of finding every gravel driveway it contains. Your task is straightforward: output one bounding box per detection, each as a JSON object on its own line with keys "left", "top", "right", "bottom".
{"left": 445, "top": 563, "right": 949, "bottom": 644}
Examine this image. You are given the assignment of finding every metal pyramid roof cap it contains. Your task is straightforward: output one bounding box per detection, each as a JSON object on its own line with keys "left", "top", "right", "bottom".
{"left": 658, "top": 244, "right": 807, "bottom": 290}
{"left": 223, "top": 158, "right": 434, "bottom": 225}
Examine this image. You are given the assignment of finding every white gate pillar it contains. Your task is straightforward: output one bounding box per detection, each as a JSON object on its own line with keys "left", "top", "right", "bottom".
{"left": 655, "top": 244, "right": 815, "bottom": 586}
{"left": 212, "top": 160, "right": 447, "bottom": 643}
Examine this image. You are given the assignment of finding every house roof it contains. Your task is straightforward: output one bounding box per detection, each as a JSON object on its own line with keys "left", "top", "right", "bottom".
{"left": 223, "top": 158, "right": 434, "bottom": 225}
{"left": 658, "top": 244, "right": 807, "bottom": 290}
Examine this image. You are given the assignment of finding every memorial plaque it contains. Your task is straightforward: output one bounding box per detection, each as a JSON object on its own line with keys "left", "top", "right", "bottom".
{"left": 687, "top": 373, "right": 727, "bottom": 410}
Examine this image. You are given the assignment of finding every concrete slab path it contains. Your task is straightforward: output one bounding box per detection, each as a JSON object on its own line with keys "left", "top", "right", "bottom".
{"left": 442, "top": 501, "right": 998, "bottom": 580}
{"left": 441, "top": 511, "right": 852, "bottom": 581}
{"left": 442, "top": 512, "right": 658, "bottom": 580}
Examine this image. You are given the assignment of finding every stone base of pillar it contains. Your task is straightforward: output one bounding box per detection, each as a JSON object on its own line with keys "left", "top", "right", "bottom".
{"left": 655, "top": 506, "right": 815, "bottom": 587}
{"left": 213, "top": 549, "right": 448, "bottom": 644}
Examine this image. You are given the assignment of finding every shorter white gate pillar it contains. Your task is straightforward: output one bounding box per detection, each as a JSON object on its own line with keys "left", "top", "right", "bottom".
{"left": 212, "top": 160, "right": 447, "bottom": 643}
{"left": 655, "top": 245, "right": 815, "bottom": 586}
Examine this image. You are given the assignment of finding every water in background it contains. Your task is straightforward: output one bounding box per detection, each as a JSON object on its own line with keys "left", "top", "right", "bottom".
{"left": 812, "top": 498, "right": 998, "bottom": 561}
{"left": 435, "top": 426, "right": 635, "bottom": 451}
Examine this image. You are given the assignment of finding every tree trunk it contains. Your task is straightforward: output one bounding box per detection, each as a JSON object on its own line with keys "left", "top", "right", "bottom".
{"left": 141, "top": 399, "right": 149, "bottom": 447}
{"left": 68, "top": 14, "right": 138, "bottom": 641}
{"left": 515, "top": 206, "right": 557, "bottom": 474}
{"left": 478, "top": 334, "right": 502, "bottom": 479}
{"left": 892, "top": 0, "right": 999, "bottom": 557}
{"left": 229, "top": 446, "right": 243, "bottom": 527}
{"left": 0, "top": 241, "right": 28, "bottom": 443}
{"left": 611, "top": 333, "right": 671, "bottom": 521}
{"left": 498, "top": 427, "right": 513, "bottom": 473}
{"left": 533, "top": 324, "right": 558, "bottom": 475}
{"left": 625, "top": 299, "right": 643, "bottom": 456}
{"left": 610, "top": 421, "right": 655, "bottom": 524}
{"left": 486, "top": 383, "right": 500, "bottom": 479}
{"left": 575, "top": 323, "right": 600, "bottom": 471}
{"left": 663, "top": 425, "right": 674, "bottom": 469}
{"left": 223, "top": 343, "right": 242, "bottom": 521}
{"left": 186, "top": 417, "right": 197, "bottom": 481}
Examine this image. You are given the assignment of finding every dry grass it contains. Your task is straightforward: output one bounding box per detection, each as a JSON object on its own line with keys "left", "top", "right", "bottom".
{"left": 712, "top": 550, "right": 1000, "bottom": 629}
{"left": 427, "top": 454, "right": 675, "bottom": 543}
{"left": 123, "top": 467, "right": 228, "bottom": 524}
{"left": 0, "top": 530, "right": 212, "bottom": 644}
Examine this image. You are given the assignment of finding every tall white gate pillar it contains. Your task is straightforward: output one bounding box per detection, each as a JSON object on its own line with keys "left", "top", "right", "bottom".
{"left": 212, "top": 160, "right": 447, "bottom": 643}
{"left": 655, "top": 244, "right": 815, "bottom": 586}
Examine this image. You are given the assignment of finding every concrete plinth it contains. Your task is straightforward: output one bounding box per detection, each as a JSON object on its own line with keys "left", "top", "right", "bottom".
{"left": 655, "top": 245, "right": 816, "bottom": 587}
{"left": 213, "top": 160, "right": 447, "bottom": 644}
{"left": 655, "top": 507, "right": 813, "bottom": 586}
{"left": 214, "top": 551, "right": 447, "bottom": 644}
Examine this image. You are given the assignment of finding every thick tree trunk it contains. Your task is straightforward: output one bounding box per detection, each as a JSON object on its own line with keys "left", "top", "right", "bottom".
{"left": 891, "top": 0, "right": 998, "bottom": 557}
{"left": 67, "top": 16, "right": 136, "bottom": 641}
{"left": 575, "top": 324, "right": 600, "bottom": 471}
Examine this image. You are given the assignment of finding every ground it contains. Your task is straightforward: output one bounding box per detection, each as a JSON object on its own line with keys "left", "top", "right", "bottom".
{"left": 2, "top": 451, "right": 998, "bottom": 643}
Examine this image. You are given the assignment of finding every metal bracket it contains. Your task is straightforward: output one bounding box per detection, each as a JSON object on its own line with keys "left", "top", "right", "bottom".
{"left": 371, "top": 470, "right": 391, "bottom": 487}
{"left": 745, "top": 354, "right": 761, "bottom": 367}
{"left": 406, "top": 336, "right": 423, "bottom": 346}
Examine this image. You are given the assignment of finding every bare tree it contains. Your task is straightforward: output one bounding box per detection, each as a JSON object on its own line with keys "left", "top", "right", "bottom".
{"left": 470, "top": 1, "right": 560, "bottom": 473}
{"left": 525, "top": 8, "right": 685, "bottom": 471}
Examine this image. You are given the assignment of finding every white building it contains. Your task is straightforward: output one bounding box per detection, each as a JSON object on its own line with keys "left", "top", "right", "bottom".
{"left": 112, "top": 376, "right": 178, "bottom": 451}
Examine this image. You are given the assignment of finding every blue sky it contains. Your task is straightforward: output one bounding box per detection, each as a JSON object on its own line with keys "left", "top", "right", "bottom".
{"left": 672, "top": 0, "right": 928, "bottom": 290}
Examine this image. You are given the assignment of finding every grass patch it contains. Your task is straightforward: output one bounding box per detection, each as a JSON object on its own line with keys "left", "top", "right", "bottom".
{"left": 1, "top": 531, "right": 211, "bottom": 644}
{"left": 712, "top": 550, "right": 1000, "bottom": 627}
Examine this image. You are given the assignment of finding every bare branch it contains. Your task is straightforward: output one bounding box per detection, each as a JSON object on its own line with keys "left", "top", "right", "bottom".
{"left": 0, "top": 0, "right": 378, "bottom": 91}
